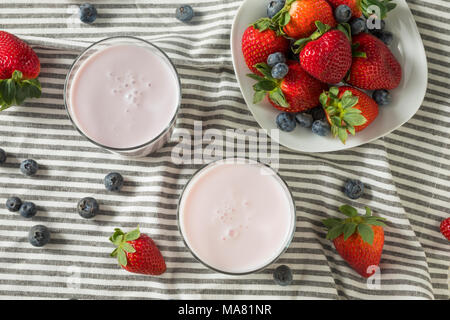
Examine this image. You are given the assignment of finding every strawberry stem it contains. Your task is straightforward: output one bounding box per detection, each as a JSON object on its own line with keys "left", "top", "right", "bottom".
{"left": 0, "top": 70, "right": 41, "bottom": 111}
{"left": 109, "top": 226, "right": 140, "bottom": 267}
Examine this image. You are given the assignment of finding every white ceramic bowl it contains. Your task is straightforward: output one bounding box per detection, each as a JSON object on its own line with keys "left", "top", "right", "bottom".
{"left": 231, "top": 0, "right": 428, "bottom": 153}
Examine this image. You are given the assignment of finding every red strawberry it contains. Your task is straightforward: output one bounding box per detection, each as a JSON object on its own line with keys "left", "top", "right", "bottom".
{"left": 348, "top": 33, "right": 401, "bottom": 90}
{"left": 272, "top": 0, "right": 336, "bottom": 39}
{"left": 323, "top": 205, "right": 387, "bottom": 278}
{"left": 440, "top": 218, "right": 450, "bottom": 241}
{"left": 249, "top": 61, "right": 327, "bottom": 113}
{"left": 0, "top": 31, "right": 41, "bottom": 111}
{"left": 320, "top": 86, "right": 379, "bottom": 143}
{"left": 327, "top": 0, "right": 397, "bottom": 19}
{"left": 294, "top": 22, "right": 352, "bottom": 84}
{"left": 109, "top": 226, "right": 166, "bottom": 276}
{"left": 241, "top": 24, "right": 289, "bottom": 75}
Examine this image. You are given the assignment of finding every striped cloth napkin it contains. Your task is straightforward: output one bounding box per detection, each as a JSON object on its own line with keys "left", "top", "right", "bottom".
{"left": 0, "top": 0, "right": 448, "bottom": 299}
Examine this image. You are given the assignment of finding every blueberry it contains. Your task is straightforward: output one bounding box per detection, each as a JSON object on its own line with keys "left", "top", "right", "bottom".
{"left": 311, "top": 120, "right": 331, "bottom": 136}
{"left": 276, "top": 113, "right": 296, "bottom": 132}
{"left": 0, "top": 148, "right": 6, "bottom": 164}
{"left": 343, "top": 179, "right": 364, "bottom": 199}
{"left": 310, "top": 106, "right": 326, "bottom": 121}
{"left": 271, "top": 63, "right": 289, "bottom": 79}
{"left": 6, "top": 197, "right": 22, "bottom": 212}
{"left": 267, "top": 52, "right": 286, "bottom": 67}
{"left": 77, "top": 197, "right": 99, "bottom": 219}
{"left": 267, "top": 0, "right": 285, "bottom": 19}
{"left": 372, "top": 89, "right": 391, "bottom": 106}
{"left": 104, "top": 172, "right": 124, "bottom": 192}
{"left": 273, "top": 265, "right": 293, "bottom": 286}
{"left": 350, "top": 18, "right": 367, "bottom": 35}
{"left": 19, "top": 202, "right": 37, "bottom": 218}
{"left": 79, "top": 3, "right": 97, "bottom": 24}
{"left": 176, "top": 5, "right": 194, "bottom": 22}
{"left": 295, "top": 113, "right": 313, "bottom": 128}
{"left": 374, "top": 30, "right": 393, "bottom": 45}
{"left": 28, "top": 225, "right": 50, "bottom": 247}
{"left": 20, "top": 159, "right": 38, "bottom": 176}
{"left": 335, "top": 5, "right": 352, "bottom": 23}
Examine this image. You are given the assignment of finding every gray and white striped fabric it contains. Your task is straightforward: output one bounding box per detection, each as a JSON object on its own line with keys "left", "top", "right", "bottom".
{"left": 0, "top": 0, "right": 448, "bottom": 300}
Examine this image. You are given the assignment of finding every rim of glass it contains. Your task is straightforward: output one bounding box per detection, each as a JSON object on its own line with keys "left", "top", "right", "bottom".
{"left": 177, "top": 157, "right": 297, "bottom": 276}
{"left": 63, "top": 36, "right": 182, "bottom": 152}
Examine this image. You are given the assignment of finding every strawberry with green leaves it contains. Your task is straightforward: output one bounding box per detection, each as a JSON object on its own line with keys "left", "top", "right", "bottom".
{"left": 110, "top": 226, "right": 166, "bottom": 276}
{"left": 0, "top": 31, "right": 41, "bottom": 111}
{"left": 271, "top": 0, "right": 337, "bottom": 39}
{"left": 241, "top": 22, "right": 289, "bottom": 75}
{"left": 249, "top": 61, "right": 327, "bottom": 113}
{"left": 323, "top": 205, "right": 387, "bottom": 278}
{"left": 320, "top": 86, "right": 378, "bottom": 143}
{"left": 293, "top": 21, "right": 353, "bottom": 84}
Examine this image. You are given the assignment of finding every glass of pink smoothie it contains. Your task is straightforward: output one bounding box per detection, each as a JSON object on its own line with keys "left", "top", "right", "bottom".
{"left": 178, "top": 158, "right": 296, "bottom": 275}
{"left": 64, "top": 36, "right": 181, "bottom": 157}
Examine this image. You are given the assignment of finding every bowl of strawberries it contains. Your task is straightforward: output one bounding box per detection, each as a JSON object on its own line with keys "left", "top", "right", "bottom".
{"left": 231, "top": 0, "right": 428, "bottom": 152}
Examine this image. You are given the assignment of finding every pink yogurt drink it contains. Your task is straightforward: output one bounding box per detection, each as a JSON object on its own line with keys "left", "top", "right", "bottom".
{"left": 178, "top": 159, "right": 296, "bottom": 274}
{"left": 65, "top": 37, "right": 180, "bottom": 156}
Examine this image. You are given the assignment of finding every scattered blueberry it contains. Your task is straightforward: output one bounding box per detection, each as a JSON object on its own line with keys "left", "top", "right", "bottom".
{"left": 343, "top": 179, "right": 365, "bottom": 199}
{"left": 6, "top": 197, "right": 22, "bottom": 212}
{"left": 104, "top": 172, "right": 124, "bottom": 192}
{"left": 350, "top": 18, "right": 367, "bottom": 35}
{"left": 176, "top": 5, "right": 194, "bottom": 22}
{"left": 310, "top": 106, "right": 326, "bottom": 121}
{"left": 271, "top": 63, "right": 289, "bottom": 79}
{"left": 19, "top": 202, "right": 37, "bottom": 218}
{"left": 374, "top": 30, "right": 393, "bottom": 45}
{"left": 267, "top": 0, "right": 285, "bottom": 19}
{"left": 372, "top": 89, "right": 391, "bottom": 106}
{"left": 28, "top": 225, "right": 50, "bottom": 247}
{"left": 20, "top": 159, "right": 38, "bottom": 176}
{"left": 79, "top": 3, "right": 97, "bottom": 24}
{"left": 295, "top": 113, "right": 313, "bottom": 128}
{"left": 276, "top": 113, "right": 296, "bottom": 132}
{"left": 77, "top": 197, "right": 99, "bottom": 219}
{"left": 0, "top": 148, "right": 6, "bottom": 164}
{"left": 273, "top": 265, "right": 293, "bottom": 286}
{"left": 267, "top": 52, "right": 286, "bottom": 67}
{"left": 311, "top": 120, "right": 331, "bottom": 136}
{"left": 335, "top": 5, "right": 352, "bottom": 23}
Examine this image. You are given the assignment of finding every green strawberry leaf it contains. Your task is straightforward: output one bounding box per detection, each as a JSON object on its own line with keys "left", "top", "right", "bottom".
{"left": 357, "top": 223, "right": 374, "bottom": 244}
{"left": 117, "top": 248, "right": 128, "bottom": 267}
{"left": 339, "top": 205, "right": 358, "bottom": 217}
{"left": 121, "top": 242, "right": 136, "bottom": 253}
{"left": 343, "top": 113, "right": 367, "bottom": 126}
{"left": 269, "top": 87, "right": 289, "bottom": 108}
{"left": 343, "top": 222, "right": 358, "bottom": 240}
{"left": 365, "top": 206, "right": 372, "bottom": 217}
{"left": 253, "top": 90, "right": 266, "bottom": 104}
{"left": 338, "top": 127, "right": 348, "bottom": 144}
{"left": 341, "top": 95, "right": 359, "bottom": 109}
{"left": 365, "top": 220, "right": 386, "bottom": 227}
{"left": 247, "top": 73, "right": 264, "bottom": 81}
{"left": 279, "top": 11, "right": 291, "bottom": 26}
{"left": 125, "top": 227, "right": 140, "bottom": 241}
{"left": 254, "top": 63, "right": 273, "bottom": 79}
{"left": 326, "top": 223, "right": 345, "bottom": 240}
{"left": 254, "top": 80, "right": 277, "bottom": 92}
{"left": 322, "top": 218, "right": 342, "bottom": 229}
